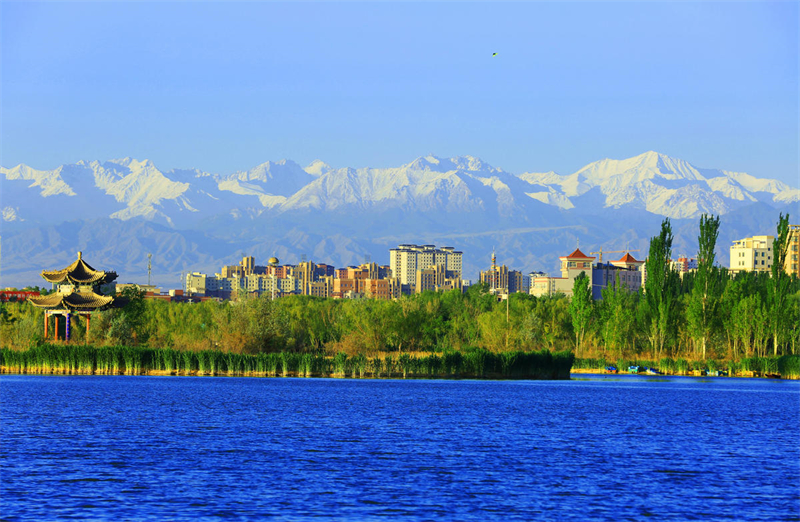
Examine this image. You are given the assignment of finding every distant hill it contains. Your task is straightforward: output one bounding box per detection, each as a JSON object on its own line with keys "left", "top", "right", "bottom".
{"left": 2, "top": 152, "right": 798, "bottom": 288}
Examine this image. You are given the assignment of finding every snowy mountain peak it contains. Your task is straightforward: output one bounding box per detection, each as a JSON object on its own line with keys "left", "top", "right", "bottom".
{"left": 305, "top": 160, "right": 332, "bottom": 177}
{"left": 404, "top": 155, "right": 500, "bottom": 175}
{"left": 573, "top": 151, "right": 706, "bottom": 185}
{"left": 2, "top": 152, "right": 798, "bottom": 227}
{"left": 107, "top": 157, "right": 155, "bottom": 170}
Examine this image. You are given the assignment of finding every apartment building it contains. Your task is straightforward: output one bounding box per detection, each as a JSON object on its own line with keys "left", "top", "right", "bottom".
{"left": 670, "top": 256, "right": 698, "bottom": 273}
{"left": 729, "top": 235, "right": 774, "bottom": 273}
{"left": 389, "top": 244, "right": 463, "bottom": 291}
{"left": 415, "top": 264, "right": 462, "bottom": 294}
{"left": 787, "top": 225, "right": 800, "bottom": 277}
{"left": 330, "top": 263, "right": 399, "bottom": 299}
{"left": 729, "top": 226, "right": 800, "bottom": 276}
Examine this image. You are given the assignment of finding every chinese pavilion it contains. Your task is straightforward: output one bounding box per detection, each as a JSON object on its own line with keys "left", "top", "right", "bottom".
{"left": 28, "top": 251, "right": 117, "bottom": 341}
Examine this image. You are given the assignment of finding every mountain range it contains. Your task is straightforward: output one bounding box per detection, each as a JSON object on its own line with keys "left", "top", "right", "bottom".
{"left": 2, "top": 151, "right": 798, "bottom": 288}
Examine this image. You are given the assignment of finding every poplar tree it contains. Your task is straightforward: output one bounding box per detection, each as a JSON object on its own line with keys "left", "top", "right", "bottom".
{"left": 570, "top": 272, "right": 592, "bottom": 356}
{"left": 600, "top": 274, "right": 635, "bottom": 357}
{"left": 645, "top": 218, "right": 679, "bottom": 357}
{"left": 768, "top": 213, "right": 791, "bottom": 355}
{"left": 687, "top": 213, "right": 721, "bottom": 360}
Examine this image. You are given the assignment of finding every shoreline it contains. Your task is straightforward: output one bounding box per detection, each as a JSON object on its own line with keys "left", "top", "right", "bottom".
{"left": 0, "top": 367, "right": 570, "bottom": 380}
{"left": 569, "top": 368, "right": 792, "bottom": 379}
{"left": 2, "top": 367, "right": 795, "bottom": 380}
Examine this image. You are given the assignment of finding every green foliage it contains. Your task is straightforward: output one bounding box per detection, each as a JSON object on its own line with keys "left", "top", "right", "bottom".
{"left": 645, "top": 218, "right": 681, "bottom": 357}
{"left": 599, "top": 276, "right": 636, "bottom": 357}
{"left": 777, "top": 355, "right": 800, "bottom": 379}
{"left": 768, "top": 213, "right": 793, "bottom": 356}
{"left": 569, "top": 272, "right": 593, "bottom": 356}
{"left": 3, "top": 217, "right": 798, "bottom": 366}
{"left": 687, "top": 214, "right": 722, "bottom": 359}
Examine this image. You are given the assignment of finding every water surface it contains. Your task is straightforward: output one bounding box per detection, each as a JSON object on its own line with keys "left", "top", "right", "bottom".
{"left": 2, "top": 375, "right": 798, "bottom": 520}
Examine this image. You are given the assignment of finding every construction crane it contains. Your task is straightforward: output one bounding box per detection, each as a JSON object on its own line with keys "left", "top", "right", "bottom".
{"left": 590, "top": 248, "right": 640, "bottom": 263}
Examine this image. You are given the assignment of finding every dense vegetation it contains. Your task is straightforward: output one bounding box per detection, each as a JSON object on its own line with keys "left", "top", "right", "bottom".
{"left": 1, "top": 213, "right": 797, "bottom": 374}
{"left": 0, "top": 344, "right": 574, "bottom": 380}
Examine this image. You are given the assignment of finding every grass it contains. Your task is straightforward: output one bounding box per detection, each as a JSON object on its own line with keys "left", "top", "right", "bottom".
{"left": 0, "top": 344, "right": 574, "bottom": 380}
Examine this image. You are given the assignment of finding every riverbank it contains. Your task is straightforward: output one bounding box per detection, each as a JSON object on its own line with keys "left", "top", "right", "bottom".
{"left": 0, "top": 345, "right": 574, "bottom": 380}
{"left": 569, "top": 368, "right": 792, "bottom": 379}
{"left": 570, "top": 354, "right": 800, "bottom": 379}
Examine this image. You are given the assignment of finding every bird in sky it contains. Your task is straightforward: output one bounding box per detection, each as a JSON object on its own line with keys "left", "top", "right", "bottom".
{"left": 492, "top": 52, "right": 498, "bottom": 57}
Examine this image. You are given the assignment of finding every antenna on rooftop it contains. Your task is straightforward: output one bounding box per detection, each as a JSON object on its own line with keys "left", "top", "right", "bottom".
{"left": 147, "top": 253, "right": 152, "bottom": 286}
{"left": 301, "top": 253, "right": 307, "bottom": 263}
{"left": 365, "top": 254, "right": 371, "bottom": 264}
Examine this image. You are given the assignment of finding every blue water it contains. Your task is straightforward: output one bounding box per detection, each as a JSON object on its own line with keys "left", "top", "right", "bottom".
{"left": 1, "top": 375, "right": 799, "bottom": 521}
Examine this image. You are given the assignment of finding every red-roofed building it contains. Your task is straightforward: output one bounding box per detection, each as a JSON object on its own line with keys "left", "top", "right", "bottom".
{"left": 611, "top": 253, "right": 645, "bottom": 270}
{"left": 532, "top": 247, "right": 596, "bottom": 297}
{"left": 532, "top": 247, "right": 644, "bottom": 299}
{"left": 0, "top": 290, "right": 41, "bottom": 303}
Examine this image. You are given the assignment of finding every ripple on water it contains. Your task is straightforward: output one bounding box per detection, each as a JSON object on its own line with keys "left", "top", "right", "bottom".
{"left": 1, "top": 375, "right": 798, "bottom": 521}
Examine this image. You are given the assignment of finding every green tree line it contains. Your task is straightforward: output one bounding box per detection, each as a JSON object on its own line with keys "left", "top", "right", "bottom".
{"left": 1, "top": 214, "right": 797, "bottom": 362}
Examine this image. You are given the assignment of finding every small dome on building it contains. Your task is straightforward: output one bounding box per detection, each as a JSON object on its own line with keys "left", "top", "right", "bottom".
{"left": 268, "top": 257, "right": 279, "bottom": 265}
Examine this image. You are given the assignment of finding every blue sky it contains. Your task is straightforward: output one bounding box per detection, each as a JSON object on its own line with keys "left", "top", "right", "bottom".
{"left": 2, "top": 2, "right": 798, "bottom": 185}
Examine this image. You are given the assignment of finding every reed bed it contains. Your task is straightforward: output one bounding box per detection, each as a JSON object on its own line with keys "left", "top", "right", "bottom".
{"left": 0, "top": 345, "right": 574, "bottom": 380}
{"left": 777, "top": 355, "right": 800, "bottom": 380}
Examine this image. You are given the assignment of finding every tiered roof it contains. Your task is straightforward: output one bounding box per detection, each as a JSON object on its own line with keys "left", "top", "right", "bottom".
{"left": 40, "top": 251, "right": 117, "bottom": 285}
{"left": 28, "top": 290, "right": 114, "bottom": 311}
{"left": 28, "top": 252, "right": 116, "bottom": 311}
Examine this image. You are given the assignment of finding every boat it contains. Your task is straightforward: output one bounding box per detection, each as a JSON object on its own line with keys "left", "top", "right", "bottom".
{"left": 605, "top": 366, "right": 618, "bottom": 373}
{"left": 645, "top": 367, "right": 662, "bottom": 375}
{"left": 628, "top": 365, "right": 640, "bottom": 373}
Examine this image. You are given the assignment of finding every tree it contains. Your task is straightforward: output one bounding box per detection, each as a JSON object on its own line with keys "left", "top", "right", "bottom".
{"left": 768, "top": 213, "right": 791, "bottom": 355}
{"left": 600, "top": 274, "right": 635, "bottom": 358}
{"left": 107, "top": 286, "right": 147, "bottom": 345}
{"left": 569, "top": 272, "right": 592, "bottom": 356}
{"left": 645, "top": 218, "right": 680, "bottom": 357}
{"left": 719, "top": 279, "right": 744, "bottom": 359}
{"left": 687, "top": 213, "right": 721, "bottom": 359}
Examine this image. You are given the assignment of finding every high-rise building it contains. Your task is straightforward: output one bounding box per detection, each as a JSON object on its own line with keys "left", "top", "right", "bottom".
{"left": 389, "top": 244, "right": 462, "bottom": 291}
{"left": 415, "top": 264, "right": 462, "bottom": 294}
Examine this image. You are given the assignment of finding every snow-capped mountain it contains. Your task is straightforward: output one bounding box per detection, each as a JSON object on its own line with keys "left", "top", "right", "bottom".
{"left": 2, "top": 151, "right": 797, "bottom": 288}
{"left": 277, "top": 155, "right": 551, "bottom": 218}
{"left": 3, "top": 151, "right": 796, "bottom": 226}
{"left": 518, "top": 151, "right": 799, "bottom": 219}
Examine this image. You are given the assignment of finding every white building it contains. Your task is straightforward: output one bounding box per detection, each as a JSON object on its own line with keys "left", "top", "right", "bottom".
{"left": 531, "top": 248, "right": 596, "bottom": 298}
{"left": 730, "top": 235, "right": 774, "bottom": 273}
{"left": 389, "top": 244, "right": 463, "bottom": 289}
{"left": 531, "top": 250, "right": 643, "bottom": 300}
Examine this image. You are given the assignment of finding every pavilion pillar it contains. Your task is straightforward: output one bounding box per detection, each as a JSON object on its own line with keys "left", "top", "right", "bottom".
{"left": 66, "top": 313, "right": 71, "bottom": 341}
{"left": 44, "top": 312, "right": 49, "bottom": 339}
{"left": 55, "top": 315, "right": 59, "bottom": 341}
{"left": 86, "top": 314, "right": 90, "bottom": 344}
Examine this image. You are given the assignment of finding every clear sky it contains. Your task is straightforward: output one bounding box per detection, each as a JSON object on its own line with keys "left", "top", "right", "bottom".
{"left": 2, "top": 2, "right": 798, "bottom": 186}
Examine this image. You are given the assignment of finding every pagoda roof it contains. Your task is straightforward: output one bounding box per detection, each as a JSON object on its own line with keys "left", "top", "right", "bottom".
{"left": 40, "top": 251, "right": 117, "bottom": 285}
{"left": 562, "top": 248, "right": 595, "bottom": 260}
{"left": 616, "top": 253, "right": 641, "bottom": 263}
{"left": 28, "top": 289, "right": 114, "bottom": 311}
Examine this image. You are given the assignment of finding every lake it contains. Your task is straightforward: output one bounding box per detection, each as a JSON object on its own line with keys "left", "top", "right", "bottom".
{"left": 1, "top": 374, "right": 798, "bottom": 521}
